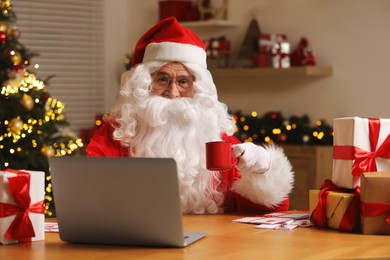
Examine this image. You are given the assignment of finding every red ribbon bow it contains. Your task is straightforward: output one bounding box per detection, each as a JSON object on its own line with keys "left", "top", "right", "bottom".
{"left": 0, "top": 169, "right": 44, "bottom": 241}
{"left": 334, "top": 118, "right": 390, "bottom": 177}
{"left": 361, "top": 202, "right": 390, "bottom": 225}
{"left": 311, "top": 179, "right": 360, "bottom": 232}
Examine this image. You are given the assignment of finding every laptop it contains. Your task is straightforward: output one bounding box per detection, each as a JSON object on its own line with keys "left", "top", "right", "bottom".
{"left": 49, "top": 156, "right": 206, "bottom": 247}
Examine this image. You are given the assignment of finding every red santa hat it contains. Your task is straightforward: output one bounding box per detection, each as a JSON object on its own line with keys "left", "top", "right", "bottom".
{"left": 132, "top": 17, "right": 207, "bottom": 69}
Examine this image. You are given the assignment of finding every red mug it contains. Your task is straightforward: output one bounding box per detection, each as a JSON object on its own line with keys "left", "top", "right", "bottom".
{"left": 205, "top": 141, "right": 234, "bottom": 171}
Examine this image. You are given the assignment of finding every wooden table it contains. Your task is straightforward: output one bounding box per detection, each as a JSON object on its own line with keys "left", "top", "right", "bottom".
{"left": 2, "top": 214, "right": 390, "bottom": 259}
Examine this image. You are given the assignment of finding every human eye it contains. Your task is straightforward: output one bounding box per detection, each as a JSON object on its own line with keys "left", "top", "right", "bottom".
{"left": 156, "top": 75, "right": 170, "bottom": 85}
{"left": 177, "top": 77, "right": 192, "bottom": 88}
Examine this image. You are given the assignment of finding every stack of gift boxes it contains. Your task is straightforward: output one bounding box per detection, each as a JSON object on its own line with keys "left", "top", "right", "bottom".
{"left": 0, "top": 169, "right": 45, "bottom": 245}
{"left": 204, "top": 37, "right": 231, "bottom": 68}
{"left": 310, "top": 117, "right": 390, "bottom": 235}
{"left": 254, "top": 34, "right": 317, "bottom": 68}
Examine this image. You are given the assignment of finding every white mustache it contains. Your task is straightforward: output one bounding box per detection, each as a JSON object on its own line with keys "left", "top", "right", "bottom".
{"left": 139, "top": 96, "right": 201, "bottom": 127}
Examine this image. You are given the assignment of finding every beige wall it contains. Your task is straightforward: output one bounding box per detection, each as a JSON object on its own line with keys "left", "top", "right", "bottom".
{"left": 104, "top": 0, "right": 390, "bottom": 124}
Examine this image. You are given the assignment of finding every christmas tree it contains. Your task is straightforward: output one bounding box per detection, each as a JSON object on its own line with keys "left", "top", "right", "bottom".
{"left": 0, "top": 0, "right": 84, "bottom": 216}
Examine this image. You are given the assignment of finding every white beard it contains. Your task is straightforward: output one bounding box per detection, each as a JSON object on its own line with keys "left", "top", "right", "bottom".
{"left": 129, "top": 95, "right": 225, "bottom": 214}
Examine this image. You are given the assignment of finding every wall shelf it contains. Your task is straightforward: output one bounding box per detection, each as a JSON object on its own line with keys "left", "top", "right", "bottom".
{"left": 210, "top": 66, "right": 333, "bottom": 78}
{"left": 180, "top": 20, "right": 236, "bottom": 28}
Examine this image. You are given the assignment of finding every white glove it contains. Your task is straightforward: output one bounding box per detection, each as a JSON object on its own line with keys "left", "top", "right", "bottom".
{"left": 232, "top": 143, "right": 271, "bottom": 174}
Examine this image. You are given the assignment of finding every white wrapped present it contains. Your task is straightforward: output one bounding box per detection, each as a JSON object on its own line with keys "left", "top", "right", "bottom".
{"left": 0, "top": 169, "right": 45, "bottom": 245}
{"left": 332, "top": 117, "right": 390, "bottom": 188}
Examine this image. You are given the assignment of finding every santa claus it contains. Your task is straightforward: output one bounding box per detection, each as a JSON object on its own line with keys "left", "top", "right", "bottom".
{"left": 87, "top": 17, "right": 294, "bottom": 214}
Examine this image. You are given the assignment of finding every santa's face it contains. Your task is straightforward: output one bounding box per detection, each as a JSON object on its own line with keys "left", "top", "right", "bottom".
{"left": 150, "top": 62, "right": 195, "bottom": 98}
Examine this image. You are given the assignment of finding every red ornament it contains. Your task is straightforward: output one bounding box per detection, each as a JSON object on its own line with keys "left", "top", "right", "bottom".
{"left": 278, "top": 133, "right": 287, "bottom": 142}
{"left": 0, "top": 32, "right": 6, "bottom": 44}
{"left": 42, "top": 92, "right": 50, "bottom": 101}
{"left": 270, "top": 112, "right": 278, "bottom": 120}
{"left": 13, "top": 65, "right": 23, "bottom": 73}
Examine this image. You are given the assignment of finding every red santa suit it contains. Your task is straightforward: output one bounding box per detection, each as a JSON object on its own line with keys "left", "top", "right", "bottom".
{"left": 86, "top": 17, "right": 294, "bottom": 214}
{"left": 87, "top": 122, "right": 290, "bottom": 213}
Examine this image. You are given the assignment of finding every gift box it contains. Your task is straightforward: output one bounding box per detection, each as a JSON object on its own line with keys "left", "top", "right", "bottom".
{"left": 360, "top": 172, "right": 390, "bottom": 235}
{"left": 205, "top": 38, "right": 230, "bottom": 58}
{"left": 204, "top": 37, "right": 231, "bottom": 68}
{"left": 258, "top": 34, "right": 287, "bottom": 54}
{"left": 0, "top": 169, "right": 45, "bottom": 245}
{"left": 271, "top": 41, "right": 290, "bottom": 68}
{"left": 258, "top": 34, "right": 290, "bottom": 68}
{"left": 253, "top": 53, "right": 271, "bottom": 68}
{"left": 332, "top": 117, "right": 390, "bottom": 188}
{"left": 310, "top": 188, "right": 360, "bottom": 232}
{"left": 159, "top": 0, "right": 194, "bottom": 22}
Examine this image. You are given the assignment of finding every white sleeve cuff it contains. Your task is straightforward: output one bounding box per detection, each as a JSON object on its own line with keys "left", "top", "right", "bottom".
{"left": 231, "top": 144, "right": 294, "bottom": 208}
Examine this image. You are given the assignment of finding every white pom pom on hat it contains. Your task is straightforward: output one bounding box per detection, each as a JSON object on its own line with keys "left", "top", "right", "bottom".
{"left": 132, "top": 17, "right": 207, "bottom": 69}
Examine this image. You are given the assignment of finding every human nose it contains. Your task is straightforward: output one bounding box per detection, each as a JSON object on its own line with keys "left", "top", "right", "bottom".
{"left": 164, "top": 80, "right": 181, "bottom": 99}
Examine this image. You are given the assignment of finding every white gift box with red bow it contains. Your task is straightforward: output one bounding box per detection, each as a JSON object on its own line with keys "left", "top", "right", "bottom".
{"left": 0, "top": 169, "right": 45, "bottom": 245}
{"left": 332, "top": 117, "right": 390, "bottom": 189}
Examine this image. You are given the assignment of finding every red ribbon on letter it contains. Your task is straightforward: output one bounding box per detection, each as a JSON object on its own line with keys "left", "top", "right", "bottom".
{"left": 0, "top": 169, "right": 44, "bottom": 241}
{"left": 334, "top": 118, "right": 390, "bottom": 177}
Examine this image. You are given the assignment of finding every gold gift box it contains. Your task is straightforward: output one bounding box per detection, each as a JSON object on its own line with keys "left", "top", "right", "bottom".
{"left": 309, "top": 190, "right": 355, "bottom": 230}
{"left": 360, "top": 172, "right": 390, "bottom": 235}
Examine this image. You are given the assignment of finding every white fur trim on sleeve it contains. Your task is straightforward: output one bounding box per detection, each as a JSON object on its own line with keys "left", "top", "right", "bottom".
{"left": 231, "top": 144, "right": 294, "bottom": 208}
{"left": 143, "top": 42, "right": 207, "bottom": 69}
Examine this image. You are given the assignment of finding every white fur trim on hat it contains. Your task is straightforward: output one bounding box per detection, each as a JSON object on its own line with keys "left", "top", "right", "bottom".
{"left": 143, "top": 42, "right": 207, "bottom": 69}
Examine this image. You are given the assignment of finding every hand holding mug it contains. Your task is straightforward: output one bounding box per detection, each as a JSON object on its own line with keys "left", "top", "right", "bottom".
{"left": 205, "top": 141, "right": 239, "bottom": 171}
{"left": 232, "top": 143, "right": 271, "bottom": 174}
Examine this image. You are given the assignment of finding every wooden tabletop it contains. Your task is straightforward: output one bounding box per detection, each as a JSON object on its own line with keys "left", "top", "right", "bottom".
{"left": 2, "top": 214, "right": 390, "bottom": 259}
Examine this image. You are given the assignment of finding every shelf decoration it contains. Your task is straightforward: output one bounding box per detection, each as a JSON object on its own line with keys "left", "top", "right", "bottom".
{"left": 253, "top": 33, "right": 291, "bottom": 69}
{"left": 290, "top": 37, "right": 317, "bottom": 66}
{"left": 204, "top": 36, "right": 231, "bottom": 68}
{"left": 158, "top": 0, "right": 229, "bottom": 22}
{"left": 232, "top": 110, "right": 333, "bottom": 146}
{"left": 235, "top": 18, "right": 261, "bottom": 68}
{"left": 197, "top": 0, "right": 228, "bottom": 21}
{"left": 159, "top": 0, "right": 199, "bottom": 22}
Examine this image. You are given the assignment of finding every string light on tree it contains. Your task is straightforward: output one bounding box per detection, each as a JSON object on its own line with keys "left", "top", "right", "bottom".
{"left": 10, "top": 50, "right": 22, "bottom": 65}
{"left": 20, "top": 93, "right": 34, "bottom": 110}
{"left": 1, "top": 0, "right": 11, "bottom": 9}
{"left": 8, "top": 117, "right": 23, "bottom": 132}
